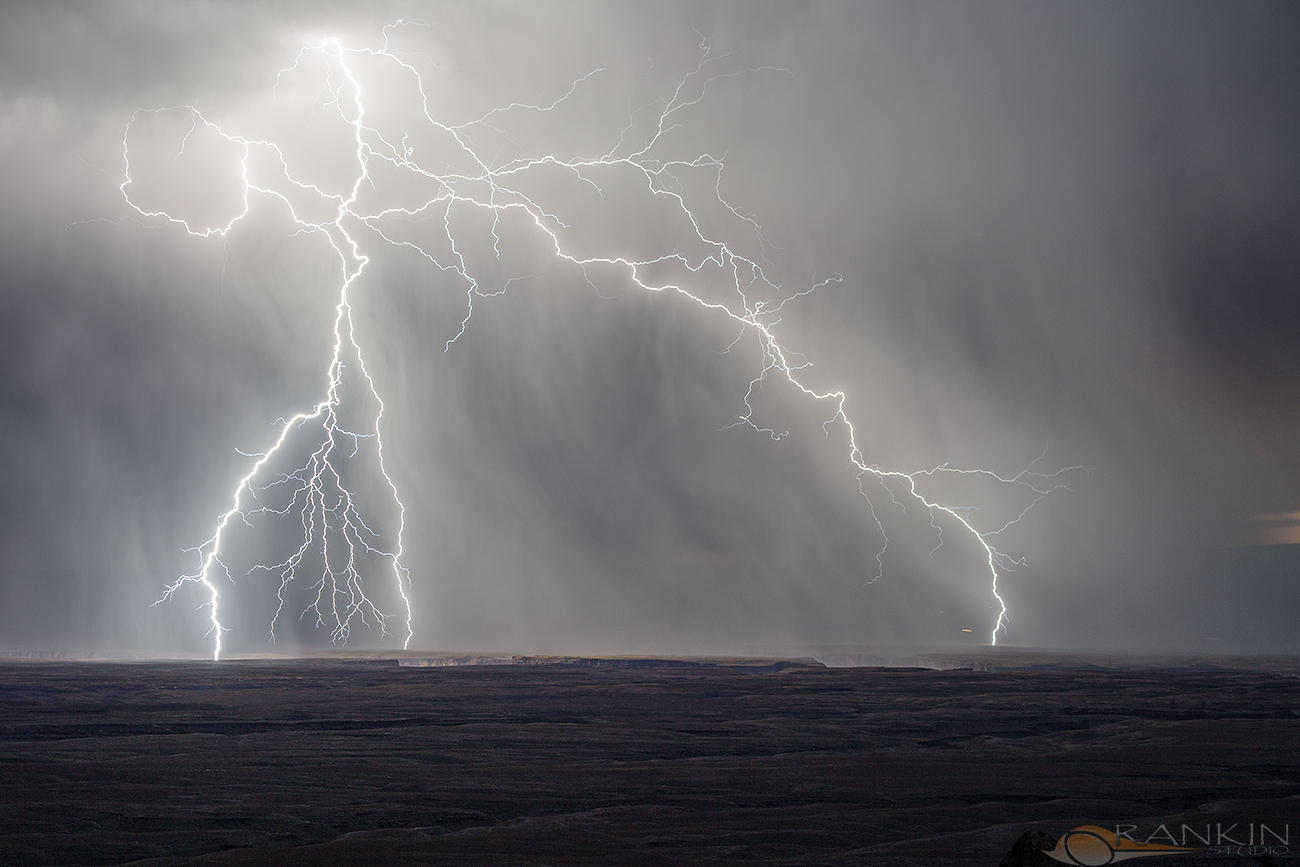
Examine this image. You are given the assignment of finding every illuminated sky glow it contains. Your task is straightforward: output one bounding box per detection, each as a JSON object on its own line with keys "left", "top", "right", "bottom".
{"left": 1, "top": 3, "right": 1298, "bottom": 655}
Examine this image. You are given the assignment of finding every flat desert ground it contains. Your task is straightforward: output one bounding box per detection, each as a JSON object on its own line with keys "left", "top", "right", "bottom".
{"left": 1, "top": 652, "right": 1298, "bottom": 866}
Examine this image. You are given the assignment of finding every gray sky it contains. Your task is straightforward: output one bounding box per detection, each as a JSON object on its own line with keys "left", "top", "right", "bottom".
{"left": 1, "top": 1, "right": 1298, "bottom": 656}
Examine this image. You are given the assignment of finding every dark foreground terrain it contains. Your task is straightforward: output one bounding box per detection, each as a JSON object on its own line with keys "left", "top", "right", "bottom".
{"left": 1, "top": 655, "right": 1298, "bottom": 866}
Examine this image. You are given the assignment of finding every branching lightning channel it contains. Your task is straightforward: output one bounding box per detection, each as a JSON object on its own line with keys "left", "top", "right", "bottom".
{"left": 123, "top": 25, "right": 1078, "bottom": 658}
{"left": 132, "top": 45, "right": 411, "bottom": 659}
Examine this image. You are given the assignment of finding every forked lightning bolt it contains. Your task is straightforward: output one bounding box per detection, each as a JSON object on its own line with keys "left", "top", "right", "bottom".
{"left": 118, "top": 23, "right": 1078, "bottom": 659}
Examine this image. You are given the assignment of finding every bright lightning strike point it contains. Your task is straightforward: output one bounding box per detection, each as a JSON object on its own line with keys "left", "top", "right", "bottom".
{"left": 118, "top": 25, "right": 1078, "bottom": 659}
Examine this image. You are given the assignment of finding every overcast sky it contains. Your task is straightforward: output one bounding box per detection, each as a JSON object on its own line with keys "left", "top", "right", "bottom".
{"left": 1, "top": 1, "right": 1298, "bottom": 657}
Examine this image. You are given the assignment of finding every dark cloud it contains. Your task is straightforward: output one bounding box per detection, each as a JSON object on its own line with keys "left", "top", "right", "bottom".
{"left": 1, "top": 1, "right": 1298, "bottom": 656}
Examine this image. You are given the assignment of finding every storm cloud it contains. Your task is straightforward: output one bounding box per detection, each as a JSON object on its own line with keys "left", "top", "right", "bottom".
{"left": 1, "top": 1, "right": 1298, "bottom": 656}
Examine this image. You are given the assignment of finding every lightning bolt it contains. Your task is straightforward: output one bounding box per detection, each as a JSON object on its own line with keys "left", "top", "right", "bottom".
{"left": 117, "top": 23, "right": 1078, "bottom": 659}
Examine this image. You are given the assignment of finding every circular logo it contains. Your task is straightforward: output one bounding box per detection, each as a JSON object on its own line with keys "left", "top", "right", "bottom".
{"left": 1061, "top": 829, "right": 1115, "bottom": 865}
